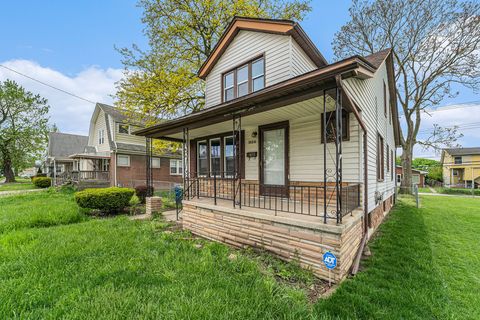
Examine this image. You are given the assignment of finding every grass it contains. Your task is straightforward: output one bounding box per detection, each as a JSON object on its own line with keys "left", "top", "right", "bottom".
{"left": 438, "top": 187, "right": 480, "bottom": 196}
{"left": 0, "top": 178, "right": 37, "bottom": 192}
{"left": 417, "top": 187, "right": 431, "bottom": 193}
{"left": 314, "top": 195, "right": 480, "bottom": 319}
{"left": 0, "top": 191, "right": 478, "bottom": 318}
{"left": 0, "top": 190, "right": 86, "bottom": 234}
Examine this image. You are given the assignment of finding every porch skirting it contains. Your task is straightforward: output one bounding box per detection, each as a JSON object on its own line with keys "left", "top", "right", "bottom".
{"left": 182, "top": 200, "right": 363, "bottom": 283}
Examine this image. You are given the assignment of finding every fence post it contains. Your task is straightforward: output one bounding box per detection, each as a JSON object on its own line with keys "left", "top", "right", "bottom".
{"left": 414, "top": 184, "right": 419, "bottom": 208}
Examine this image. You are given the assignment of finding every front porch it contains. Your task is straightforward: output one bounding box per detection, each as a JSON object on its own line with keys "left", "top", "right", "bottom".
{"left": 140, "top": 80, "right": 367, "bottom": 281}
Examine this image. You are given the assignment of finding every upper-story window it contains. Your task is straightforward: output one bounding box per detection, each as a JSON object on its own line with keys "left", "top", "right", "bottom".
{"left": 118, "top": 123, "right": 130, "bottom": 134}
{"left": 454, "top": 156, "right": 462, "bottom": 164}
{"left": 98, "top": 129, "right": 105, "bottom": 144}
{"left": 223, "top": 56, "right": 265, "bottom": 102}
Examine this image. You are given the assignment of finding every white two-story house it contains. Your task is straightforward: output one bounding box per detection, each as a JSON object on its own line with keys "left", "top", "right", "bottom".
{"left": 50, "top": 103, "right": 182, "bottom": 189}
{"left": 135, "top": 17, "right": 400, "bottom": 282}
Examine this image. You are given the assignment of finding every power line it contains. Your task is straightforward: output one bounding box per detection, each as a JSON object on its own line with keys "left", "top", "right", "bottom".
{"left": 399, "top": 101, "right": 480, "bottom": 118}
{"left": 0, "top": 64, "right": 96, "bottom": 104}
{"left": 418, "top": 121, "right": 480, "bottom": 134}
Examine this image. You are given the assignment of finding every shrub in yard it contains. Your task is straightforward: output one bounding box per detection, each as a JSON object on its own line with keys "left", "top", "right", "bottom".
{"left": 32, "top": 177, "right": 52, "bottom": 188}
{"left": 31, "top": 173, "right": 47, "bottom": 181}
{"left": 134, "top": 185, "right": 154, "bottom": 204}
{"left": 74, "top": 187, "right": 135, "bottom": 214}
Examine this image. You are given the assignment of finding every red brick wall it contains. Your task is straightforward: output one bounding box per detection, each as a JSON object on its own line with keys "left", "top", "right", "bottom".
{"left": 115, "top": 154, "right": 182, "bottom": 189}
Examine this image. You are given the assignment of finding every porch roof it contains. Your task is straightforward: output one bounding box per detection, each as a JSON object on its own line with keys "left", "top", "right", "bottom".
{"left": 69, "top": 153, "right": 111, "bottom": 159}
{"left": 134, "top": 56, "right": 376, "bottom": 140}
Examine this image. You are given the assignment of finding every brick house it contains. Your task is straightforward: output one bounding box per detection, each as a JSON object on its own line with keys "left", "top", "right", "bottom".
{"left": 135, "top": 17, "right": 400, "bottom": 282}
{"left": 49, "top": 103, "right": 182, "bottom": 189}
{"left": 395, "top": 165, "right": 426, "bottom": 188}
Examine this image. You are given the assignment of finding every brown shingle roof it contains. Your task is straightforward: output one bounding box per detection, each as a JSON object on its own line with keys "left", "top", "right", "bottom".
{"left": 363, "top": 48, "right": 392, "bottom": 69}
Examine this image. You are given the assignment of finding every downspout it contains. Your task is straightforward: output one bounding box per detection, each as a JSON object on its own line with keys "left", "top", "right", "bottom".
{"left": 335, "top": 76, "right": 368, "bottom": 276}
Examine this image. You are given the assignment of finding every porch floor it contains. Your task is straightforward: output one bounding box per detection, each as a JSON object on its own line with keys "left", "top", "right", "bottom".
{"left": 183, "top": 197, "right": 363, "bottom": 230}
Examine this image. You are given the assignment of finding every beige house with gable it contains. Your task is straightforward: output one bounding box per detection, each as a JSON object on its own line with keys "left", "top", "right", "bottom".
{"left": 136, "top": 17, "right": 400, "bottom": 282}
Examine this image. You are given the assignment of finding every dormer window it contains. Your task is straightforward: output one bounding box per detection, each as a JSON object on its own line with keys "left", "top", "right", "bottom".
{"left": 223, "top": 56, "right": 265, "bottom": 102}
{"left": 118, "top": 123, "right": 130, "bottom": 134}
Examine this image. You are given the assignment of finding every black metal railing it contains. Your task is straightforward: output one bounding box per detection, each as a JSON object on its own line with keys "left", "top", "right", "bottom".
{"left": 71, "top": 170, "right": 110, "bottom": 181}
{"left": 182, "top": 172, "right": 361, "bottom": 222}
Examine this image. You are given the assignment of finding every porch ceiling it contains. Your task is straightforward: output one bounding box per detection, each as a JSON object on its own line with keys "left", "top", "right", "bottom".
{"left": 167, "top": 95, "right": 337, "bottom": 140}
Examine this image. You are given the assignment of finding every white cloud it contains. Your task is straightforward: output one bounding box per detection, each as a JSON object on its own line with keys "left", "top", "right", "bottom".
{"left": 408, "top": 102, "right": 480, "bottom": 159}
{"left": 0, "top": 59, "right": 123, "bottom": 135}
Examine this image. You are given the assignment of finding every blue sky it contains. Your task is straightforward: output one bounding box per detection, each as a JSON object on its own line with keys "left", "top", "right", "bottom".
{"left": 0, "top": 0, "right": 478, "bottom": 158}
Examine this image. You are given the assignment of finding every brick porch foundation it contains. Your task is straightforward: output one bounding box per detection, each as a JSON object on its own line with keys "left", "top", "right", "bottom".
{"left": 182, "top": 200, "right": 363, "bottom": 283}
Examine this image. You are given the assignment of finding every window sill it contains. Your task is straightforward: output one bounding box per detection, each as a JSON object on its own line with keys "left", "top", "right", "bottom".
{"left": 377, "top": 179, "right": 384, "bottom": 182}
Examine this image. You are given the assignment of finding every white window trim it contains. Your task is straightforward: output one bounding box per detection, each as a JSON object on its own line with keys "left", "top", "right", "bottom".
{"left": 197, "top": 140, "right": 208, "bottom": 177}
{"left": 170, "top": 159, "right": 183, "bottom": 175}
{"left": 118, "top": 123, "right": 130, "bottom": 135}
{"left": 224, "top": 136, "right": 234, "bottom": 178}
{"left": 117, "top": 154, "right": 130, "bottom": 167}
{"left": 252, "top": 57, "right": 265, "bottom": 92}
{"left": 236, "top": 65, "right": 249, "bottom": 98}
{"left": 210, "top": 138, "right": 221, "bottom": 177}
{"left": 151, "top": 157, "right": 161, "bottom": 168}
{"left": 98, "top": 129, "right": 105, "bottom": 145}
{"left": 224, "top": 71, "right": 234, "bottom": 102}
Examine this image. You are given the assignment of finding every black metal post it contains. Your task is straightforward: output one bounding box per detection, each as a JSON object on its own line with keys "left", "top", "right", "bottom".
{"left": 238, "top": 114, "right": 242, "bottom": 209}
{"left": 335, "top": 86, "right": 343, "bottom": 224}
{"left": 145, "top": 137, "right": 153, "bottom": 197}
{"left": 323, "top": 89, "right": 327, "bottom": 223}
{"left": 214, "top": 173, "right": 217, "bottom": 205}
{"left": 232, "top": 114, "right": 236, "bottom": 208}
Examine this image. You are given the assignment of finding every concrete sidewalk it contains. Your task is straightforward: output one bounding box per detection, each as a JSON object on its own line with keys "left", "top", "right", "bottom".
{"left": 0, "top": 189, "right": 44, "bottom": 197}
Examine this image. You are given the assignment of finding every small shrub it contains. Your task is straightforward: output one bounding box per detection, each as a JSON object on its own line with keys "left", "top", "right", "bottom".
{"left": 74, "top": 187, "right": 135, "bottom": 214}
{"left": 31, "top": 173, "right": 47, "bottom": 181}
{"left": 32, "top": 177, "right": 52, "bottom": 188}
{"left": 134, "top": 185, "right": 154, "bottom": 204}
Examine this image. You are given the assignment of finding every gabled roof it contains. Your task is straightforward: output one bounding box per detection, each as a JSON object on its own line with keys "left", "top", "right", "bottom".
{"left": 135, "top": 52, "right": 393, "bottom": 138}
{"left": 47, "top": 132, "right": 88, "bottom": 160}
{"left": 197, "top": 16, "right": 328, "bottom": 79}
{"left": 444, "top": 147, "right": 480, "bottom": 156}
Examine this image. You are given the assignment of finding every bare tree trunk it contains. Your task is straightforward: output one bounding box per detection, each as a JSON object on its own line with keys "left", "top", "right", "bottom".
{"left": 3, "top": 152, "right": 16, "bottom": 183}
{"left": 400, "top": 142, "right": 413, "bottom": 194}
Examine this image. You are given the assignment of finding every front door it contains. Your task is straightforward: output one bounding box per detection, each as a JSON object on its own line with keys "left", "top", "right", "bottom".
{"left": 259, "top": 121, "right": 288, "bottom": 197}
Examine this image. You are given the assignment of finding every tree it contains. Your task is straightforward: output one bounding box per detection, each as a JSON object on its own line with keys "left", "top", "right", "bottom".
{"left": 115, "top": 0, "right": 312, "bottom": 127}
{"left": 0, "top": 80, "right": 50, "bottom": 183}
{"left": 332, "top": 0, "right": 480, "bottom": 191}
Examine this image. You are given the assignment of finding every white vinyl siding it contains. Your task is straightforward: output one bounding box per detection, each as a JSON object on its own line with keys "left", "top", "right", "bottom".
{"left": 289, "top": 113, "right": 361, "bottom": 182}
{"left": 291, "top": 38, "right": 317, "bottom": 76}
{"left": 115, "top": 123, "right": 146, "bottom": 146}
{"left": 342, "top": 62, "right": 396, "bottom": 213}
{"left": 93, "top": 111, "right": 110, "bottom": 152}
{"left": 205, "top": 31, "right": 316, "bottom": 108}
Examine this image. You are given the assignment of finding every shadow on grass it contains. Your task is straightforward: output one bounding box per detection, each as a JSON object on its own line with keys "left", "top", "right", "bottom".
{"left": 313, "top": 197, "right": 449, "bottom": 319}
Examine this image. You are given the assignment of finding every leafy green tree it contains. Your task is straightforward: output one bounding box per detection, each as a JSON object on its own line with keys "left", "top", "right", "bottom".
{"left": 333, "top": 0, "right": 479, "bottom": 192}
{"left": 0, "top": 80, "right": 50, "bottom": 183}
{"left": 115, "top": 0, "right": 312, "bottom": 126}
{"left": 412, "top": 158, "right": 440, "bottom": 171}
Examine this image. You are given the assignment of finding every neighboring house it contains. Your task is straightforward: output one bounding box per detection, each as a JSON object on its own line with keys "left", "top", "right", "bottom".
{"left": 46, "top": 103, "right": 182, "bottom": 189}
{"left": 135, "top": 17, "right": 400, "bottom": 282}
{"left": 441, "top": 147, "right": 480, "bottom": 189}
{"left": 395, "top": 165, "right": 426, "bottom": 188}
{"left": 44, "top": 132, "right": 89, "bottom": 182}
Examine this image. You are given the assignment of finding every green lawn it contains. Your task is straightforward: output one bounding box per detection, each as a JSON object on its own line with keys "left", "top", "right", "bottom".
{"left": 0, "top": 191, "right": 478, "bottom": 319}
{"left": 0, "top": 177, "right": 37, "bottom": 192}
{"left": 417, "top": 187, "right": 431, "bottom": 193}
{"left": 0, "top": 191, "right": 86, "bottom": 233}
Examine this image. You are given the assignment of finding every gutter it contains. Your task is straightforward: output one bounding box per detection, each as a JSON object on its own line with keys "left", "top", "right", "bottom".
{"left": 336, "top": 76, "right": 369, "bottom": 275}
